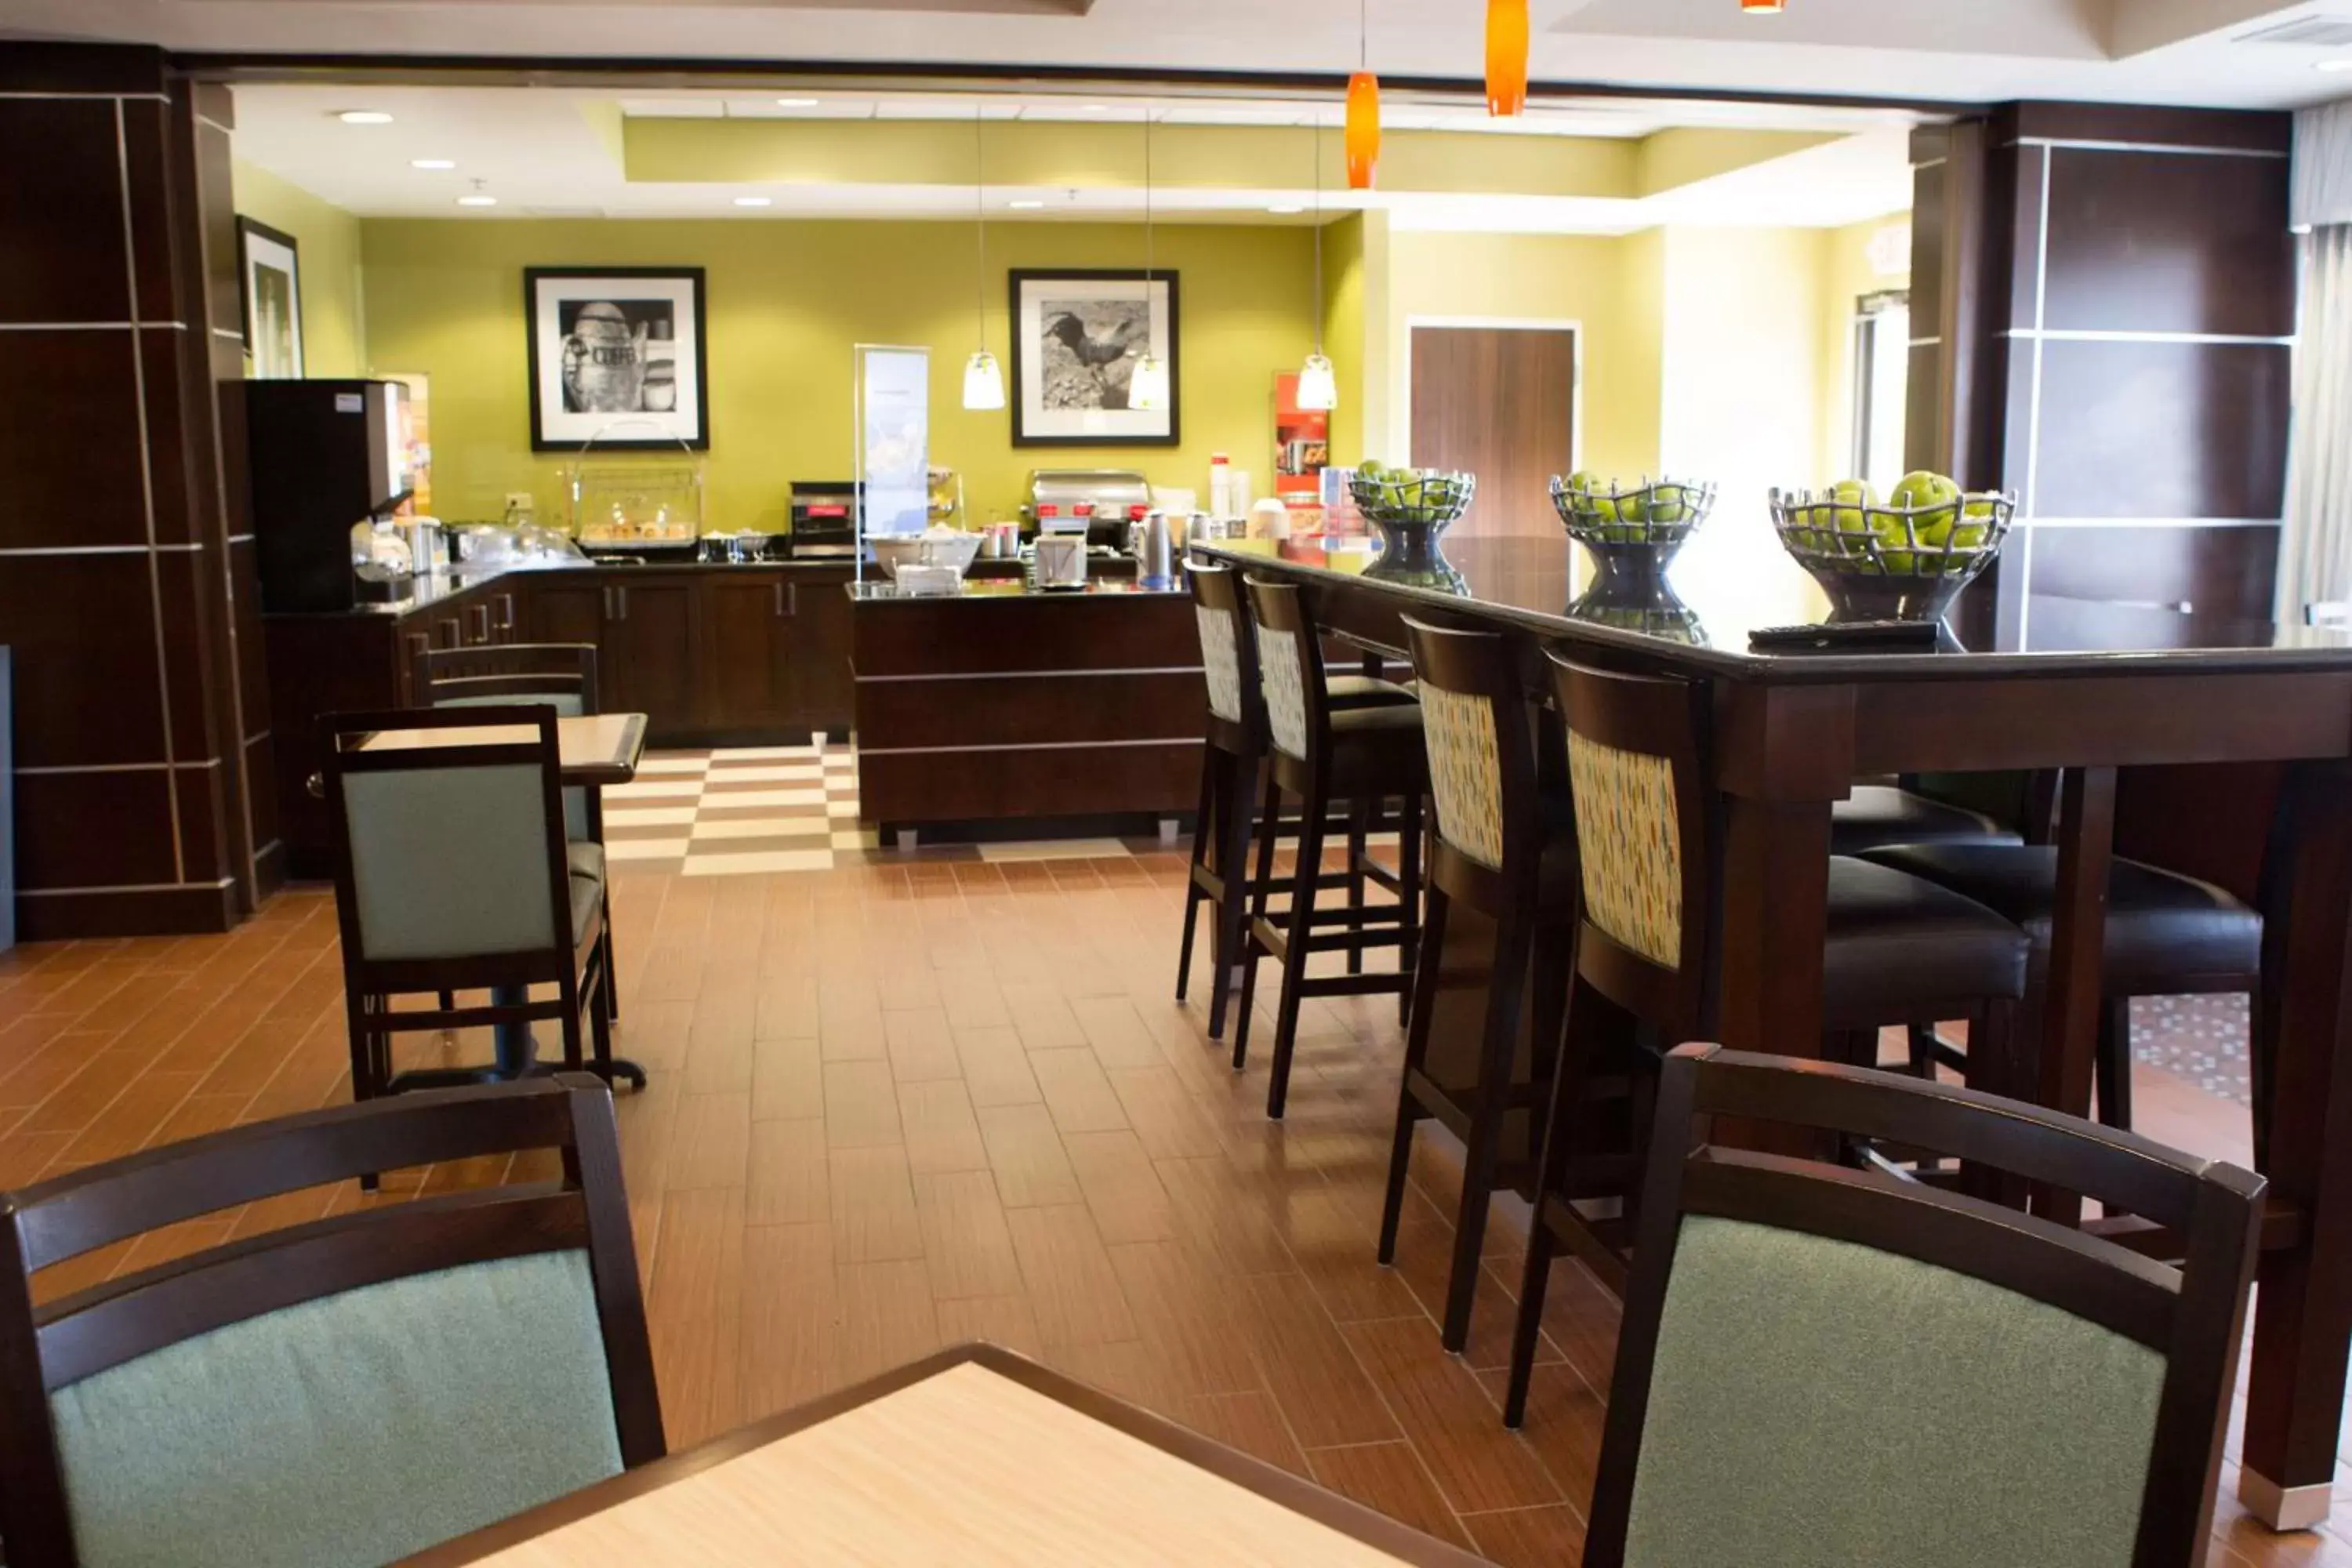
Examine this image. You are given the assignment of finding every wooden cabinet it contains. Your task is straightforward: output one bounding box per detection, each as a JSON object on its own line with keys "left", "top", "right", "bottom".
{"left": 601, "top": 578, "right": 702, "bottom": 744}
{"left": 701, "top": 574, "right": 795, "bottom": 737}
{"left": 529, "top": 578, "right": 607, "bottom": 647}
{"left": 787, "top": 567, "right": 856, "bottom": 739}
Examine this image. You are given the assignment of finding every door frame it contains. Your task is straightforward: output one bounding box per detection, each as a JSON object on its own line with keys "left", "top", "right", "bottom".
{"left": 1402, "top": 315, "right": 1586, "bottom": 479}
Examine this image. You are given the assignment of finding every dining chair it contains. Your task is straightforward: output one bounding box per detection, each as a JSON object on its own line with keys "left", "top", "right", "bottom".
{"left": 1828, "top": 770, "right": 2041, "bottom": 857}
{"left": 321, "top": 705, "right": 619, "bottom": 1104}
{"left": 0, "top": 1076, "right": 666, "bottom": 1568}
{"left": 1234, "top": 574, "right": 1428, "bottom": 1119}
{"left": 1175, "top": 562, "right": 1412, "bottom": 1040}
{"left": 1555, "top": 1044, "right": 2263, "bottom": 1568}
{"left": 411, "top": 642, "right": 616, "bottom": 1019}
{"left": 1375, "top": 614, "right": 1579, "bottom": 1352}
{"left": 1520, "top": 651, "right": 2031, "bottom": 1290}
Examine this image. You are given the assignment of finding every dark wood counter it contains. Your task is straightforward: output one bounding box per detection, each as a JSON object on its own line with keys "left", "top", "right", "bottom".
{"left": 263, "top": 561, "right": 856, "bottom": 878}
{"left": 849, "top": 580, "right": 1201, "bottom": 843}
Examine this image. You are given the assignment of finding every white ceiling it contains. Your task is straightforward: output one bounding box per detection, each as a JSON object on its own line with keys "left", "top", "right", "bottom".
{"left": 13, "top": 0, "right": 2352, "bottom": 109}
{"left": 226, "top": 83, "right": 1922, "bottom": 232}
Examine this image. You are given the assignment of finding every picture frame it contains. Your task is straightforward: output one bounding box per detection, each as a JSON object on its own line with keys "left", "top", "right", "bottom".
{"left": 236, "top": 217, "right": 304, "bottom": 380}
{"left": 1008, "top": 268, "right": 1180, "bottom": 447}
{"left": 524, "top": 266, "right": 710, "bottom": 452}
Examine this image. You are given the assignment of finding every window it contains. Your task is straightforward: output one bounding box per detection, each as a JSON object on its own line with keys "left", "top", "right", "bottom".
{"left": 1851, "top": 291, "right": 1911, "bottom": 493}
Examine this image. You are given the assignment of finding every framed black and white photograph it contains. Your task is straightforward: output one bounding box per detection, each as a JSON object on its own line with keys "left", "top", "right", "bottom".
{"left": 236, "top": 217, "right": 303, "bottom": 380}
{"left": 524, "top": 266, "right": 709, "bottom": 451}
{"left": 1009, "top": 268, "right": 1180, "bottom": 447}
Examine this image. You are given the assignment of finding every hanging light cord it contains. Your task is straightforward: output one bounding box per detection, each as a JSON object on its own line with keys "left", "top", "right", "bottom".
{"left": 1361, "top": 0, "right": 1368, "bottom": 70}
{"left": 1143, "top": 110, "right": 1155, "bottom": 287}
{"left": 1311, "top": 120, "right": 1324, "bottom": 357}
{"left": 974, "top": 103, "right": 987, "bottom": 350}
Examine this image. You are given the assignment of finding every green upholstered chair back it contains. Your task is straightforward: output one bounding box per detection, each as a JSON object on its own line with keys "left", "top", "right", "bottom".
{"left": 434, "top": 691, "right": 591, "bottom": 843}
{"left": 341, "top": 759, "right": 561, "bottom": 961}
{"left": 1585, "top": 1047, "right": 2267, "bottom": 1568}
{"left": 49, "top": 1251, "right": 623, "bottom": 1568}
{"left": 0, "top": 1078, "right": 666, "bottom": 1568}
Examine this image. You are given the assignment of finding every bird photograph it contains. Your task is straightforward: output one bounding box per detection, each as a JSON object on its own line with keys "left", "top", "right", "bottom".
{"left": 1038, "top": 303, "right": 1150, "bottom": 410}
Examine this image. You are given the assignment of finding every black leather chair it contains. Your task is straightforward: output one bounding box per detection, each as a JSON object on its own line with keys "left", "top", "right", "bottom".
{"left": 1854, "top": 837, "right": 2261, "bottom": 1130}
{"left": 1828, "top": 771, "right": 2040, "bottom": 857}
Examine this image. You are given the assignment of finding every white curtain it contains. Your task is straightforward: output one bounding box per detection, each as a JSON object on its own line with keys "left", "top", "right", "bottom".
{"left": 2278, "top": 226, "right": 2352, "bottom": 623}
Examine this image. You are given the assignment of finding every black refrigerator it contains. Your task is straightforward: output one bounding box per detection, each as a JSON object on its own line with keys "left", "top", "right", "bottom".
{"left": 245, "top": 379, "right": 414, "bottom": 613}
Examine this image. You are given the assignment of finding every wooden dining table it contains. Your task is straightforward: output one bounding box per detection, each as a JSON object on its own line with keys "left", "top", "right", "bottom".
{"left": 1202, "top": 535, "right": 2352, "bottom": 1534}
{"left": 399, "top": 1345, "right": 1485, "bottom": 1566}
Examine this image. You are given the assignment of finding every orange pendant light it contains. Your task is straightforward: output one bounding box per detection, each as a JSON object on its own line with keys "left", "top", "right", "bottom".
{"left": 1345, "top": 71, "right": 1381, "bottom": 189}
{"left": 1486, "top": 0, "right": 1529, "bottom": 116}
{"left": 1740, "top": 0, "right": 1785, "bottom": 11}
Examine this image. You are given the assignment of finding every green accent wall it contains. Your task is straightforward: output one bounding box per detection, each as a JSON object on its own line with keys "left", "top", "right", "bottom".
{"left": 231, "top": 158, "right": 365, "bottom": 379}
{"left": 359, "top": 218, "right": 1322, "bottom": 530}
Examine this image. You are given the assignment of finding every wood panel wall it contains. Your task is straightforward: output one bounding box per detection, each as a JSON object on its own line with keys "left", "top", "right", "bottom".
{"left": 0, "top": 44, "right": 268, "bottom": 938}
{"left": 1910, "top": 103, "right": 2296, "bottom": 649}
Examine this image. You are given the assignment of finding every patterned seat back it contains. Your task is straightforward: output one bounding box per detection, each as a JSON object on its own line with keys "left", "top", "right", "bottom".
{"left": 1187, "top": 563, "right": 1258, "bottom": 740}
{"left": 1546, "top": 651, "right": 1714, "bottom": 1033}
{"left": 1243, "top": 575, "right": 1330, "bottom": 765}
{"left": 1402, "top": 615, "right": 1534, "bottom": 883}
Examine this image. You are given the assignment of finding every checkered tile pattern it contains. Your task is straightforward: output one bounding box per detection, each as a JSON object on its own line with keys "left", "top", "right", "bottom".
{"left": 598, "top": 743, "right": 873, "bottom": 877}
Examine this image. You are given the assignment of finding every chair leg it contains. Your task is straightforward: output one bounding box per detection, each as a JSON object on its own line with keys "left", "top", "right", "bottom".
{"left": 437, "top": 989, "right": 457, "bottom": 1021}
{"left": 1265, "top": 786, "right": 1327, "bottom": 1120}
{"left": 1906, "top": 1022, "right": 1938, "bottom": 1078}
{"left": 1396, "top": 790, "right": 1425, "bottom": 1029}
{"left": 601, "top": 884, "right": 621, "bottom": 1025}
{"left": 349, "top": 992, "right": 383, "bottom": 1193}
{"left": 1442, "top": 913, "right": 1532, "bottom": 1354}
{"left": 589, "top": 946, "right": 616, "bottom": 1075}
{"left": 1507, "top": 967, "right": 1595, "bottom": 1428}
{"left": 1175, "top": 746, "right": 1217, "bottom": 1004}
{"left": 2095, "top": 995, "right": 2134, "bottom": 1131}
{"left": 1345, "top": 793, "right": 1369, "bottom": 976}
{"left": 1380, "top": 884, "right": 1452, "bottom": 1265}
{"left": 1232, "top": 768, "right": 1287, "bottom": 1072}
{"left": 1207, "top": 752, "right": 1255, "bottom": 1043}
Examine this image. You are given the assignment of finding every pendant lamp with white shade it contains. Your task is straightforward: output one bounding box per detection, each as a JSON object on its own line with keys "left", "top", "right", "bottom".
{"left": 1129, "top": 110, "right": 1171, "bottom": 412}
{"left": 1297, "top": 119, "right": 1338, "bottom": 412}
{"left": 963, "top": 103, "right": 1006, "bottom": 411}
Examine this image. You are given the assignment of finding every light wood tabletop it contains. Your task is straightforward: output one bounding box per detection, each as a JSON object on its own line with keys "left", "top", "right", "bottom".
{"left": 403, "top": 1345, "right": 1488, "bottom": 1567}
{"left": 355, "top": 712, "right": 648, "bottom": 787}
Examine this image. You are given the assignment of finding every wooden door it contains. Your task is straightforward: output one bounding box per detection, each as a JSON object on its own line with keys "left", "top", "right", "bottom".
{"left": 528, "top": 578, "right": 606, "bottom": 648}
{"left": 701, "top": 574, "right": 793, "bottom": 737}
{"left": 1409, "top": 325, "right": 1577, "bottom": 539}
{"left": 603, "top": 579, "right": 701, "bottom": 743}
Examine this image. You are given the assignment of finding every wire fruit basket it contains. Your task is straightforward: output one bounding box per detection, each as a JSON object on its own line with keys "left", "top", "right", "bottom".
{"left": 1348, "top": 470, "right": 1476, "bottom": 591}
{"left": 1769, "top": 486, "right": 2016, "bottom": 622}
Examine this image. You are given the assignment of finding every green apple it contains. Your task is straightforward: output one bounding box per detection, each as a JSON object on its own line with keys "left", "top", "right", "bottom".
{"left": 1357, "top": 458, "right": 1385, "bottom": 479}
{"left": 1648, "top": 484, "right": 1687, "bottom": 526}
{"left": 1948, "top": 495, "right": 1997, "bottom": 552}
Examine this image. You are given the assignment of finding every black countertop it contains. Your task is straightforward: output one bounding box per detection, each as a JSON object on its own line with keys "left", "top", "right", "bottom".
{"left": 273, "top": 557, "right": 858, "bottom": 620}
{"left": 1198, "top": 535, "right": 2352, "bottom": 681}
{"left": 848, "top": 577, "right": 1184, "bottom": 604}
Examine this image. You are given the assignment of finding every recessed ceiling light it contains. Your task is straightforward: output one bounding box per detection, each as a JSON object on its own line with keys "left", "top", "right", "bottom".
{"left": 2318, "top": 57, "right": 2352, "bottom": 70}
{"left": 336, "top": 110, "right": 394, "bottom": 125}
{"left": 1008, "top": 199, "right": 1047, "bottom": 209}
{"left": 1268, "top": 205, "right": 1306, "bottom": 215}
{"left": 775, "top": 96, "right": 821, "bottom": 107}
{"left": 1080, "top": 103, "right": 1110, "bottom": 113}
{"left": 733, "top": 195, "right": 773, "bottom": 207}
{"left": 411, "top": 158, "right": 456, "bottom": 170}
{"left": 456, "top": 194, "right": 498, "bottom": 207}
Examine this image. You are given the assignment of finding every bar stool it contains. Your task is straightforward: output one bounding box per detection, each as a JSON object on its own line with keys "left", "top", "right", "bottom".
{"left": 1830, "top": 782, "right": 2024, "bottom": 855}
{"left": 1175, "top": 563, "right": 1412, "bottom": 1040}
{"left": 1233, "top": 575, "right": 1428, "bottom": 1120}
{"left": 1855, "top": 832, "right": 2261, "bottom": 1130}
{"left": 1376, "top": 615, "right": 1580, "bottom": 1353}
{"left": 1503, "top": 652, "right": 2033, "bottom": 1427}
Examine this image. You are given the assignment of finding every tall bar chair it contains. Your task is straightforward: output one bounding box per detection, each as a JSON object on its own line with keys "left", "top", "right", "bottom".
{"left": 1503, "top": 652, "right": 2031, "bottom": 1329}
{"left": 1175, "top": 563, "right": 1412, "bottom": 1040}
{"left": 1233, "top": 575, "right": 1428, "bottom": 1120}
{"left": 1375, "top": 615, "right": 1581, "bottom": 1352}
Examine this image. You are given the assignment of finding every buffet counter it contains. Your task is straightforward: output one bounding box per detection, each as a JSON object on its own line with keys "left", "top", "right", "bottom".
{"left": 848, "top": 575, "right": 1200, "bottom": 844}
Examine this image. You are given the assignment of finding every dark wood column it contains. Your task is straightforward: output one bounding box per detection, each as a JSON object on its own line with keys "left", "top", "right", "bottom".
{"left": 1909, "top": 103, "right": 2296, "bottom": 650}
{"left": 0, "top": 44, "right": 263, "bottom": 937}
